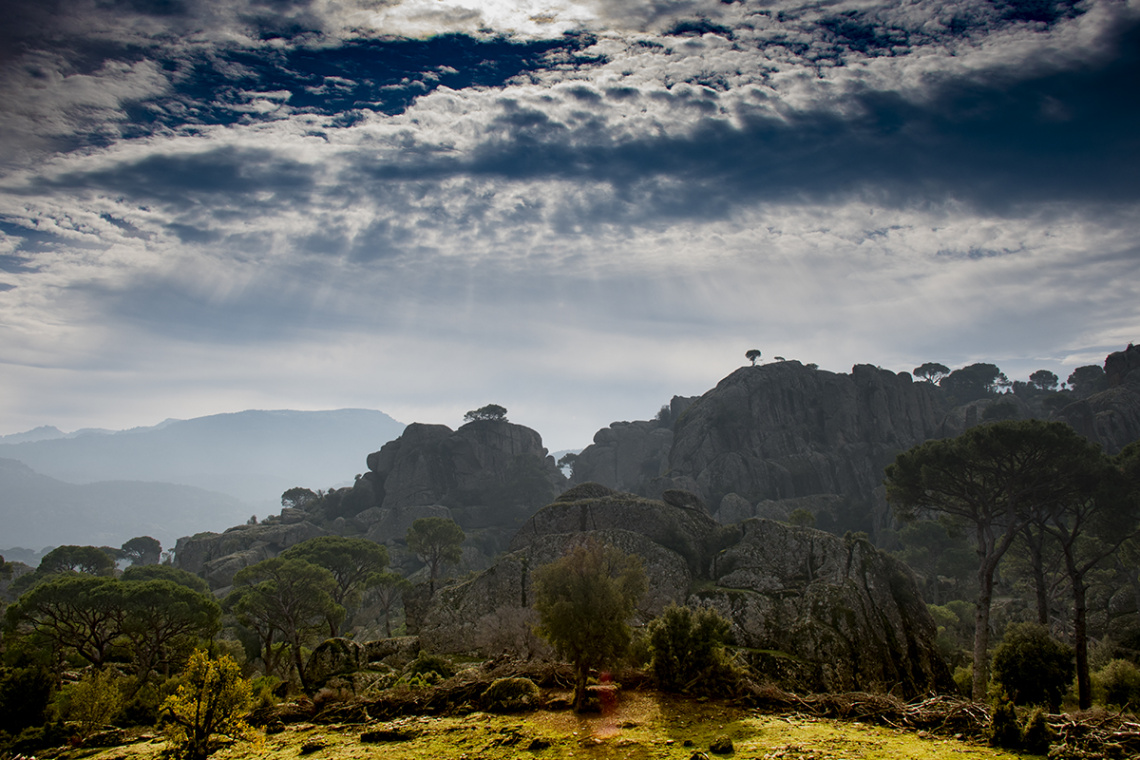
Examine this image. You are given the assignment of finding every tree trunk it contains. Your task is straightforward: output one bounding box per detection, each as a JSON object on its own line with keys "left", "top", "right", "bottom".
{"left": 973, "top": 573, "right": 994, "bottom": 701}
{"left": 1065, "top": 550, "right": 1092, "bottom": 709}
{"left": 574, "top": 662, "right": 589, "bottom": 713}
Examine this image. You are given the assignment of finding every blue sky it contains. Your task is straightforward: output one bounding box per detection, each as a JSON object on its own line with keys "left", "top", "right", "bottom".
{"left": 1, "top": 0, "right": 1138, "bottom": 451}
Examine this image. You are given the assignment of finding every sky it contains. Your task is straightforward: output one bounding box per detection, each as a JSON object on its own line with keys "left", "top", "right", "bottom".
{"left": 1, "top": 0, "right": 1138, "bottom": 452}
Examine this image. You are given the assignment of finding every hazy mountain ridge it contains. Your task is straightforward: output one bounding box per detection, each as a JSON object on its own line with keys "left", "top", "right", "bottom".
{"left": 0, "top": 409, "right": 406, "bottom": 549}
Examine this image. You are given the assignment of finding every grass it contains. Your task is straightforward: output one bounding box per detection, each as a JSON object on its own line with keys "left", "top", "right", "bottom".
{"left": 52, "top": 690, "right": 1040, "bottom": 760}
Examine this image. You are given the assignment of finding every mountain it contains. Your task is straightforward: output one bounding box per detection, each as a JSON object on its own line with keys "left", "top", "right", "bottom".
{"left": 0, "top": 409, "right": 406, "bottom": 513}
{"left": 0, "top": 458, "right": 249, "bottom": 550}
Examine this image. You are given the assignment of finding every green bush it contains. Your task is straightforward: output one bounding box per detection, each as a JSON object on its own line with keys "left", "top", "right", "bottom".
{"left": 987, "top": 699, "right": 1021, "bottom": 749}
{"left": 66, "top": 669, "right": 124, "bottom": 739}
{"left": 1093, "top": 659, "right": 1140, "bottom": 708}
{"left": 403, "top": 651, "right": 455, "bottom": 682}
{"left": 991, "top": 623, "right": 1073, "bottom": 712}
{"left": 1021, "top": 708, "right": 1054, "bottom": 755}
{"left": 481, "top": 677, "right": 540, "bottom": 712}
{"left": 0, "top": 665, "right": 54, "bottom": 735}
{"left": 647, "top": 604, "right": 738, "bottom": 694}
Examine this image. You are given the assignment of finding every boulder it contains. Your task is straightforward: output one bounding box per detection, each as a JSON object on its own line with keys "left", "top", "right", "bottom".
{"left": 174, "top": 521, "right": 328, "bottom": 587}
{"left": 1058, "top": 345, "right": 1140, "bottom": 454}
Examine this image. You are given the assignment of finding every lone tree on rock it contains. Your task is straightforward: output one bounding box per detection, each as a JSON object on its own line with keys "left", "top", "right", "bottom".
{"left": 463, "top": 404, "right": 508, "bottom": 423}
{"left": 406, "top": 517, "right": 465, "bottom": 594}
{"left": 533, "top": 539, "right": 647, "bottom": 712}
{"left": 913, "top": 362, "right": 950, "bottom": 384}
{"left": 745, "top": 349, "right": 761, "bottom": 366}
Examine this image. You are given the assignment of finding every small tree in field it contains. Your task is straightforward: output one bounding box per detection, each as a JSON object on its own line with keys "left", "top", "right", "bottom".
{"left": 406, "top": 517, "right": 465, "bottom": 594}
{"left": 532, "top": 540, "right": 647, "bottom": 712}
{"left": 161, "top": 649, "right": 252, "bottom": 760}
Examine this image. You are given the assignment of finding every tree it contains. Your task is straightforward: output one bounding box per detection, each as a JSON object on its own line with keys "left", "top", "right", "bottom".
{"left": 37, "top": 545, "right": 116, "bottom": 576}
{"left": 745, "top": 349, "right": 761, "bottom": 366}
{"left": 121, "top": 564, "right": 211, "bottom": 594}
{"left": 119, "top": 579, "right": 221, "bottom": 691}
{"left": 281, "top": 487, "right": 318, "bottom": 510}
{"left": 228, "top": 558, "right": 343, "bottom": 690}
{"left": 1067, "top": 365, "right": 1107, "bottom": 398}
{"left": 992, "top": 622, "right": 1074, "bottom": 712}
{"left": 406, "top": 517, "right": 465, "bottom": 594}
{"left": 5, "top": 575, "right": 126, "bottom": 668}
{"left": 366, "top": 571, "right": 411, "bottom": 638}
{"left": 1028, "top": 369, "right": 1059, "bottom": 392}
{"left": 913, "top": 362, "right": 950, "bottom": 384}
{"left": 532, "top": 539, "right": 647, "bottom": 711}
{"left": 281, "top": 536, "right": 389, "bottom": 636}
{"left": 885, "top": 420, "right": 1095, "bottom": 700}
{"left": 121, "top": 536, "right": 162, "bottom": 566}
{"left": 647, "top": 604, "right": 734, "bottom": 692}
{"left": 463, "top": 404, "right": 508, "bottom": 423}
{"left": 161, "top": 649, "right": 252, "bottom": 760}
{"left": 939, "top": 362, "right": 1005, "bottom": 402}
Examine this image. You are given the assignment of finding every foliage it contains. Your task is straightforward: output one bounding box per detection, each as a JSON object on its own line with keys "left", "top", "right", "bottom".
{"left": 406, "top": 517, "right": 465, "bottom": 593}
{"left": 481, "top": 677, "right": 540, "bottom": 712}
{"left": 365, "top": 570, "right": 411, "bottom": 638}
{"left": 121, "top": 564, "right": 210, "bottom": 594}
{"left": 647, "top": 604, "right": 737, "bottom": 693}
{"left": 67, "top": 668, "right": 124, "bottom": 739}
{"left": 885, "top": 419, "right": 1103, "bottom": 700}
{"left": 912, "top": 362, "right": 949, "bottom": 384}
{"left": 403, "top": 651, "right": 454, "bottom": 683}
{"left": 745, "top": 349, "right": 761, "bottom": 366}
{"left": 1093, "top": 659, "right": 1140, "bottom": 707}
{"left": 1067, "top": 365, "right": 1107, "bottom": 398}
{"left": 228, "top": 558, "right": 342, "bottom": 690}
{"left": 986, "top": 698, "right": 1021, "bottom": 749}
{"left": 787, "top": 508, "right": 815, "bottom": 528}
{"left": 119, "top": 579, "right": 222, "bottom": 686}
{"left": 282, "top": 536, "right": 389, "bottom": 636}
{"left": 161, "top": 649, "right": 252, "bottom": 760}
{"left": 532, "top": 539, "right": 647, "bottom": 711}
{"left": 1021, "top": 708, "right": 1054, "bottom": 755}
{"left": 991, "top": 622, "right": 1074, "bottom": 712}
{"left": 1028, "top": 369, "right": 1059, "bottom": 391}
{"left": 463, "top": 404, "right": 508, "bottom": 423}
{"left": 0, "top": 665, "right": 54, "bottom": 736}
{"left": 939, "top": 362, "right": 1006, "bottom": 402}
{"left": 281, "top": 487, "right": 319, "bottom": 509}
{"left": 5, "top": 575, "right": 126, "bottom": 667}
{"left": 121, "top": 536, "right": 162, "bottom": 566}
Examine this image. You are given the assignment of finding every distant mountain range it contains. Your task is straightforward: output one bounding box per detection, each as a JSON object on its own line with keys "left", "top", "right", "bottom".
{"left": 0, "top": 409, "right": 405, "bottom": 553}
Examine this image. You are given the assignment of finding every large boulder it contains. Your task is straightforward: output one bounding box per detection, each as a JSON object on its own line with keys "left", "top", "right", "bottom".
{"left": 419, "top": 487, "right": 952, "bottom": 697}
{"left": 1058, "top": 344, "right": 1140, "bottom": 454}
{"left": 174, "top": 521, "right": 328, "bottom": 588}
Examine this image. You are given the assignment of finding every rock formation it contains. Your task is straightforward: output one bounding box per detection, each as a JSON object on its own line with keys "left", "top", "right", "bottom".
{"left": 572, "top": 362, "right": 949, "bottom": 537}
{"left": 419, "top": 483, "right": 953, "bottom": 696}
{"left": 1058, "top": 344, "right": 1140, "bottom": 454}
{"left": 174, "top": 418, "right": 565, "bottom": 589}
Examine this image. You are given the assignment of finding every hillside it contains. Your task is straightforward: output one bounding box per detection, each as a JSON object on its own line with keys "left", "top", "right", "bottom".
{"left": 0, "top": 409, "right": 406, "bottom": 514}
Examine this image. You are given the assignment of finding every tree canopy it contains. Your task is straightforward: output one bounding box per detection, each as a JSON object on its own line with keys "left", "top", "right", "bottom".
{"left": 745, "top": 349, "right": 761, "bottom": 366}
{"left": 463, "top": 404, "right": 508, "bottom": 423}
{"left": 532, "top": 539, "right": 647, "bottom": 711}
{"left": 281, "top": 536, "right": 389, "bottom": 636}
{"left": 913, "top": 362, "right": 950, "bottom": 384}
{"left": 406, "top": 517, "right": 465, "bottom": 594}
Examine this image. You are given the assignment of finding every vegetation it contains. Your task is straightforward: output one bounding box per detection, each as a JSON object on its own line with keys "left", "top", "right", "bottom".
{"left": 532, "top": 539, "right": 647, "bottom": 712}
{"left": 406, "top": 517, "right": 465, "bottom": 594}
{"left": 991, "top": 622, "right": 1073, "bottom": 711}
{"left": 463, "top": 404, "right": 508, "bottom": 423}
{"left": 647, "top": 604, "right": 737, "bottom": 693}
{"left": 160, "top": 649, "right": 252, "bottom": 760}
{"left": 745, "top": 348, "right": 761, "bottom": 365}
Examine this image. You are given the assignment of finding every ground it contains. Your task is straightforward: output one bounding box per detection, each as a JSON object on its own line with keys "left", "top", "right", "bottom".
{"left": 55, "top": 691, "right": 1037, "bottom": 760}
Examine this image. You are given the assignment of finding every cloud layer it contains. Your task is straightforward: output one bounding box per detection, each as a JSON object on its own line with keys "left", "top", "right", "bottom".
{"left": 1, "top": 0, "right": 1138, "bottom": 451}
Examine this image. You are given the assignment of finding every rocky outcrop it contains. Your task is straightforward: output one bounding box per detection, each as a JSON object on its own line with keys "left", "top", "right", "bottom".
{"left": 419, "top": 485, "right": 952, "bottom": 696}
{"left": 174, "top": 521, "right": 327, "bottom": 589}
{"left": 1059, "top": 345, "right": 1140, "bottom": 454}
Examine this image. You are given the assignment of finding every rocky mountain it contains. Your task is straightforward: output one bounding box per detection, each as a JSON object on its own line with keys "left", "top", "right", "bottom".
{"left": 571, "top": 350, "right": 1140, "bottom": 541}
{"left": 420, "top": 483, "right": 952, "bottom": 696}
{"left": 0, "top": 409, "right": 406, "bottom": 511}
{"left": 174, "top": 418, "right": 566, "bottom": 589}
{"left": 0, "top": 458, "right": 247, "bottom": 550}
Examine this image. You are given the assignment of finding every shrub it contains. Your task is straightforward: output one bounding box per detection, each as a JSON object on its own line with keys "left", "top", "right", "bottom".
{"left": 481, "top": 677, "right": 540, "bottom": 712}
{"left": 647, "top": 604, "right": 738, "bottom": 694}
{"left": 402, "top": 651, "right": 454, "bottom": 682}
{"left": 1093, "top": 659, "right": 1140, "bottom": 708}
{"left": 1021, "top": 708, "right": 1054, "bottom": 755}
{"left": 991, "top": 622, "right": 1073, "bottom": 712}
{"left": 161, "top": 650, "right": 253, "bottom": 760}
{"left": 67, "top": 669, "right": 123, "bottom": 739}
{"left": 0, "top": 665, "right": 54, "bottom": 736}
{"left": 987, "top": 699, "right": 1021, "bottom": 749}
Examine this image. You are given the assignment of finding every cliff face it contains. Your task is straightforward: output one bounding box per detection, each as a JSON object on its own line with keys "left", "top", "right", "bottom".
{"left": 175, "top": 418, "right": 566, "bottom": 589}
{"left": 573, "top": 362, "right": 949, "bottom": 536}
{"left": 1059, "top": 344, "right": 1140, "bottom": 454}
{"left": 420, "top": 484, "right": 952, "bottom": 696}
